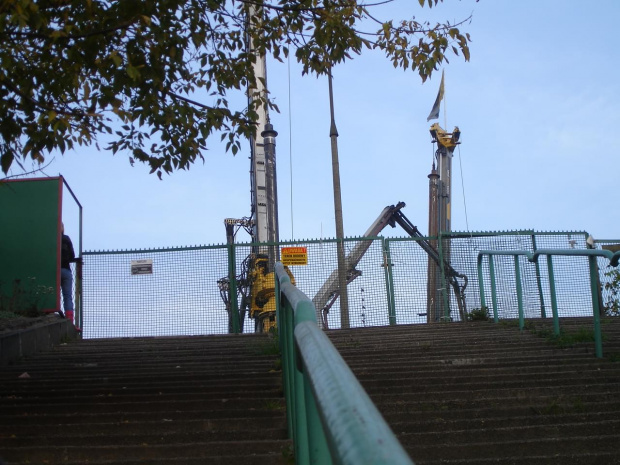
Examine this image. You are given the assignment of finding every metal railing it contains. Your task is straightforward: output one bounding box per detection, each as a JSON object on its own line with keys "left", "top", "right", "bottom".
{"left": 477, "top": 248, "right": 620, "bottom": 358}
{"left": 275, "top": 262, "right": 413, "bottom": 465}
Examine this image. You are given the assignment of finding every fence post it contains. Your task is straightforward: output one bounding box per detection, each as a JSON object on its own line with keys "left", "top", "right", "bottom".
{"left": 531, "top": 234, "right": 547, "bottom": 318}
{"left": 227, "top": 242, "right": 240, "bottom": 334}
{"left": 384, "top": 239, "right": 397, "bottom": 325}
{"left": 438, "top": 233, "right": 451, "bottom": 321}
{"left": 76, "top": 259, "right": 83, "bottom": 330}
{"left": 489, "top": 255, "right": 499, "bottom": 323}
{"left": 588, "top": 255, "right": 603, "bottom": 358}
{"left": 514, "top": 256, "right": 525, "bottom": 330}
{"left": 477, "top": 254, "right": 487, "bottom": 315}
{"left": 546, "top": 255, "right": 561, "bottom": 336}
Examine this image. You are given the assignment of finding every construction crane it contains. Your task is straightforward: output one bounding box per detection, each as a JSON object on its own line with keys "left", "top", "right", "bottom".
{"left": 313, "top": 202, "right": 468, "bottom": 328}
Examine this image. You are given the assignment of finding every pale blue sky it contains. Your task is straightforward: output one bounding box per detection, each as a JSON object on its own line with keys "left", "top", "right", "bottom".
{"left": 13, "top": 0, "right": 620, "bottom": 251}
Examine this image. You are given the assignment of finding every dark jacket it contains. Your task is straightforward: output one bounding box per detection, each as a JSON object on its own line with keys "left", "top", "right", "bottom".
{"left": 61, "top": 234, "right": 75, "bottom": 270}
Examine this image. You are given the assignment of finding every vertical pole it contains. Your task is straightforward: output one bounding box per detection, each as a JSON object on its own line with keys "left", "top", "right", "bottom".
{"left": 531, "top": 234, "right": 547, "bottom": 318}
{"left": 438, "top": 233, "right": 451, "bottom": 321}
{"left": 384, "top": 239, "right": 397, "bottom": 325}
{"left": 588, "top": 255, "right": 603, "bottom": 358}
{"left": 282, "top": 298, "right": 296, "bottom": 438}
{"left": 477, "top": 254, "right": 487, "bottom": 315}
{"left": 303, "top": 372, "right": 331, "bottom": 464}
{"left": 294, "top": 349, "right": 310, "bottom": 465}
{"left": 262, "top": 123, "right": 280, "bottom": 270}
{"left": 78, "top": 200, "right": 83, "bottom": 330}
{"left": 246, "top": 4, "right": 270, "bottom": 255}
{"left": 227, "top": 242, "right": 240, "bottom": 334}
{"left": 489, "top": 255, "right": 499, "bottom": 323}
{"left": 515, "top": 256, "right": 525, "bottom": 330}
{"left": 546, "top": 255, "right": 560, "bottom": 336}
{"left": 328, "top": 70, "right": 350, "bottom": 329}
{"left": 427, "top": 164, "right": 440, "bottom": 323}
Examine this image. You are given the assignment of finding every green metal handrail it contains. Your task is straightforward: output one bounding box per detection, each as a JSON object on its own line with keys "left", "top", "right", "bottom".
{"left": 275, "top": 262, "right": 413, "bottom": 465}
{"left": 477, "top": 248, "right": 620, "bottom": 358}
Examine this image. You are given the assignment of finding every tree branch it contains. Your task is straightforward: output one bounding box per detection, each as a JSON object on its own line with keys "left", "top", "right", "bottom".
{"left": 3, "top": 18, "right": 139, "bottom": 41}
{"left": 0, "top": 159, "right": 55, "bottom": 182}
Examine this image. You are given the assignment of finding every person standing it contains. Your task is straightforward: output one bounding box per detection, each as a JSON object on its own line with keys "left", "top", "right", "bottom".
{"left": 60, "top": 223, "right": 78, "bottom": 326}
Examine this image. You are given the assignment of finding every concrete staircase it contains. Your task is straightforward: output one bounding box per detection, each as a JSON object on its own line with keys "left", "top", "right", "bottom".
{"left": 1, "top": 318, "right": 619, "bottom": 464}
{"left": 328, "top": 317, "right": 620, "bottom": 464}
{"left": 0, "top": 333, "right": 292, "bottom": 465}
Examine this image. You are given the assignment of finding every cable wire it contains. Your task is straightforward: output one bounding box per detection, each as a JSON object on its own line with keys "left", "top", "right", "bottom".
{"left": 457, "top": 144, "right": 470, "bottom": 232}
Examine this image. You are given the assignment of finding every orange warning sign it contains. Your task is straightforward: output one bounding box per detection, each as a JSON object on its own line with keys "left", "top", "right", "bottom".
{"left": 281, "top": 247, "right": 308, "bottom": 266}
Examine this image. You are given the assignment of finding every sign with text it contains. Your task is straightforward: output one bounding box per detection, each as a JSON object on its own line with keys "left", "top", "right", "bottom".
{"left": 131, "top": 259, "right": 153, "bottom": 275}
{"left": 281, "top": 247, "right": 308, "bottom": 266}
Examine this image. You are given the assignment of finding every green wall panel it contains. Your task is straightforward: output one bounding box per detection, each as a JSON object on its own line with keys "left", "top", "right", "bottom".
{"left": 0, "top": 177, "right": 61, "bottom": 313}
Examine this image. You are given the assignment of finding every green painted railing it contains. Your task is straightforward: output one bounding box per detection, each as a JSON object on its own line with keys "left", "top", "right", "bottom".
{"left": 477, "top": 248, "right": 620, "bottom": 358}
{"left": 275, "top": 262, "right": 413, "bottom": 465}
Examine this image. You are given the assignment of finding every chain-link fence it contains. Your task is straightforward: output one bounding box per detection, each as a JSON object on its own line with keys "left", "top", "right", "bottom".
{"left": 594, "top": 239, "right": 620, "bottom": 316}
{"left": 82, "top": 245, "right": 230, "bottom": 338}
{"left": 81, "top": 230, "right": 617, "bottom": 339}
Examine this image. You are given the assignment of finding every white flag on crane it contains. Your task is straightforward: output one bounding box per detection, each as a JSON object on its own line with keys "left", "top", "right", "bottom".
{"left": 426, "top": 70, "right": 445, "bottom": 122}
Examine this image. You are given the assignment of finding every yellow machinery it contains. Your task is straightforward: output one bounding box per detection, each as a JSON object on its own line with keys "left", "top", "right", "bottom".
{"left": 429, "top": 123, "right": 460, "bottom": 149}
{"left": 220, "top": 219, "right": 295, "bottom": 333}
{"left": 248, "top": 254, "right": 295, "bottom": 332}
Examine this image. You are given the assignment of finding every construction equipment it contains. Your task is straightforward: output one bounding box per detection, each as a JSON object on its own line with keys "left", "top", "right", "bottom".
{"left": 217, "top": 5, "right": 288, "bottom": 333}
{"left": 218, "top": 214, "right": 295, "bottom": 333}
{"left": 313, "top": 202, "right": 467, "bottom": 328}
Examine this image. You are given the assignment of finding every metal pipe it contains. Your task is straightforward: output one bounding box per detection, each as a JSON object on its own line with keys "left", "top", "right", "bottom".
{"left": 489, "top": 255, "right": 499, "bottom": 323}
{"left": 328, "top": 70, "right": 349, "bottom": 328}
{"left": 262, "top": 123, "right": 280, "bottom": 269}
{"left": 515, "top": 256, "right": 525, "bottom": 330}
{"left": 546, "top": 256, "right": 560, "bottom": 336}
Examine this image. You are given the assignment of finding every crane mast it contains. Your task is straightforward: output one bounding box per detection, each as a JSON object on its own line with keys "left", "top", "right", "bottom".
{"left": 428, "top": 123, "right": 462, "bottom": 321}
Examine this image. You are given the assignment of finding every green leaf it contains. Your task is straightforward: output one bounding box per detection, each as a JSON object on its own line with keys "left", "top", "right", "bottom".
{"left": 1, "top": 152, "right": 14, "bottom": 174}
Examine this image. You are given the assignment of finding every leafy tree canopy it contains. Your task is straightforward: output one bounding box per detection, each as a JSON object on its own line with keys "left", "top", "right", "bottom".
{"left": 0, "top": 0, "right": 474, "bottom": 178}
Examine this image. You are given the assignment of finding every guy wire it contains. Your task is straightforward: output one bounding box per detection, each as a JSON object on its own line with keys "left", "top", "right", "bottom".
{"left": 457, "top": 144, "right": 470, "bottom": 233}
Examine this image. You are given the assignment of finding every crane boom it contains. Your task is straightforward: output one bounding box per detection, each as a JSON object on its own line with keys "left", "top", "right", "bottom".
{"left": 313, "top": 202, "right": 467, "bottom": 327}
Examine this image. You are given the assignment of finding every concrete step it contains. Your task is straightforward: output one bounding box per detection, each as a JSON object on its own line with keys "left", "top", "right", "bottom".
{"left": 328, "top": 317, "right": 620, "bottom": 465}
{"left": 1, "top": 440, "right": 292, "bottom": 464}
{"left": 0, "top": 332, "right": 291, "bottom": 465}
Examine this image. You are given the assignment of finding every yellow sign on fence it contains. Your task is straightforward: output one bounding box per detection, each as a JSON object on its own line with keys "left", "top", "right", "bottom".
{"left": 281, "top": 247, "right": 308, "bottom": 266}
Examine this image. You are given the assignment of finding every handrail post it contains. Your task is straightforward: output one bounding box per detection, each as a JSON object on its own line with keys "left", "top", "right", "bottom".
{"left": 588, "top": 255, "right": 603, "bottom": 358}
{"left": 303, "top": 372, "right": 331, "bottom": 464}
{"left": 477, "top": 254, "right": 487, "bottom": 315}
{"left": 514, "top": 256, "right": 525, "bottom": 330}
{"left": 477, "top": 253, "right": 498, "bottom": 323}
{"left": 294, "top": 356, "right": 310, "bottom": 465}
{"left": 531, "top": 234, "right": 547, "bottom": 318}
{"left": 546, "top": 255, "right": 561, "bottom": 336}
{"left": 276, "top": 275, "right": 295, "bottom": 439}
